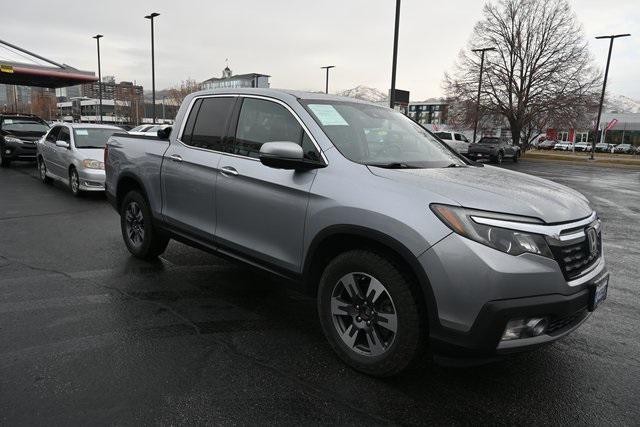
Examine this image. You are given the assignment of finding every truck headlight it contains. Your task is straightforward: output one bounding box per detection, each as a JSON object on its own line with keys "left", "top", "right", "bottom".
{"left": 430, "top": 204, "right": 553, "bottom": 258}
{"left": 4, "top": 136, "right": 22, "bottom": 144}
{"left": 82, "top": 159, "right": 105, "bottom": 170}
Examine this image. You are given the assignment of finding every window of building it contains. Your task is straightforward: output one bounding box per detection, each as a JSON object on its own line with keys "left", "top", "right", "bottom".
{"left": 234, "top": 98, "right": 320, "bottom": 161}
{"left": 186, "top": 97, "right": 235, "bottom": 152}
{"left": 576, "top": 132, "right": 589, "bottom": 143}
{"left": 558, "top": 131, "right": 569, "bottom": 141}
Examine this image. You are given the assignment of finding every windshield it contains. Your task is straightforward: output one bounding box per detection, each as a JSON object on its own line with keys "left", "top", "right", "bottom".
{"left": 130, "top": 125, "right": 151, "bottom": 132}
{"left": 1, "top": 118, "right": 49, "bottom": 134}
{"left": 302, "top": 100, "right": 465, "bottom": 169}
{"left": 73, "top": 128, "right": 119, "bottom": 148}
{"left": 478, "top": 137, "right": 501, "bottom": 144}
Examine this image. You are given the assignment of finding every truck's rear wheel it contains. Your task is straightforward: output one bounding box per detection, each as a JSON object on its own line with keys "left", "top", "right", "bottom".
{"left": 317, "top": 250, "right": 426, "bottom": 377}
{"left": 120, "top": 190, "right": 169, "bottom": 260}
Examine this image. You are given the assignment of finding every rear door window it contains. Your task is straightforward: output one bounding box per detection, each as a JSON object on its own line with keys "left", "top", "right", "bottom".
{"left": 186, "top": 97, "right": 235, "bottom": 152}
{"left": 435, "top": 132, "right": 452, "bottom": 140}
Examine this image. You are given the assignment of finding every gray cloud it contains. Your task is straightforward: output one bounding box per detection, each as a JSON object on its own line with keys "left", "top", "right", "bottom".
{"left": 1, "top": 0, "right": 638, "bottom": 99}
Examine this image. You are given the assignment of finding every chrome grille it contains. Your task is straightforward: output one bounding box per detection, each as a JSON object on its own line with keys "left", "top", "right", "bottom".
{"left": 548, "top": 225, "right": 601, "bottom": 281}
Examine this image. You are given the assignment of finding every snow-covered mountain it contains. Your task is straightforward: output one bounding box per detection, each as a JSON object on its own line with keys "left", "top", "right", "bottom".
{"left": 336, "top": 85, "right": 388, "bottom": 103}
{"left": 606, "top": 94, "right": 640, "bottom": 114}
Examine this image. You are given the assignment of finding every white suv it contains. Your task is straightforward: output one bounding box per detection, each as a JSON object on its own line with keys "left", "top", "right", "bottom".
{"left": 434, "top": 131, "right": 470, "bottom": 154}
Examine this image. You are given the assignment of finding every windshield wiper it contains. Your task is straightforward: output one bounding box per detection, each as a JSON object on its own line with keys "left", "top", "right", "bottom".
{"left": 365, "top": 162, "right": 419, "bottom": 169}
{"left": 445, "top": 163, "right": 466, "bottom": 168}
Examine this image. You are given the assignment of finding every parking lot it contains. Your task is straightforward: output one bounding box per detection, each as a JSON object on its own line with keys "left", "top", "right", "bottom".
{"left": 1, "top": 160, "right": 639, "bottom": 425}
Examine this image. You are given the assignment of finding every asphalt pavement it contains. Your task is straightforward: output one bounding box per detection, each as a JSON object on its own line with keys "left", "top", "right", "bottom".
{"left": 1, "top": 160, "right": 639, "bottom": 425}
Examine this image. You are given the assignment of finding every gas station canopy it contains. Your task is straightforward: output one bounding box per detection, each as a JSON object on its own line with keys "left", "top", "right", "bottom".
{"left": 0, "top": 39, "right": 97, "bottom": 88}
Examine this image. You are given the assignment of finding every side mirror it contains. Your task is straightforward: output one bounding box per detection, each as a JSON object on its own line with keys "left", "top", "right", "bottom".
{"left": 56, "top": 140, "right": 70, "bottom": 149}
{"left": 157, "top": 127, "right": 172, "bottom": 139}
{"left": 259, "top": 141, "right": 323, "bottom": 170}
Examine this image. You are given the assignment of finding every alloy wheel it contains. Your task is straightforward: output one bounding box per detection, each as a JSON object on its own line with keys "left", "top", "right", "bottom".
{"left": 125, "top": 201, "right": 145, "bottom": 247}
{"left": 70, "top": 170, "right": 80, "bottom": 194}
{"left": 39, "top": 160, "right": 47, "bottom": 181}
{"left": 330, "top": 272, "right": 398, "bottom": 357}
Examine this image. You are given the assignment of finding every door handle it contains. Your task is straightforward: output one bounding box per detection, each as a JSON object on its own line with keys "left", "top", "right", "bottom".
{"left": 169, "top": 154, "right": 183, "bottom": 162}
{"left": 220, "top": 166, "right": 239, "bottom": 177}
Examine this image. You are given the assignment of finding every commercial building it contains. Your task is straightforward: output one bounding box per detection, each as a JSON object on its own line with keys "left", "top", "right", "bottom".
{"left": 407, "top": 98, "right": 449, "bottom": 126}
{"left": 201, "top": 66, "right": 270, "bottom": 90}
{"left": 546, "top": 113, "right": 640, "bottom": 146}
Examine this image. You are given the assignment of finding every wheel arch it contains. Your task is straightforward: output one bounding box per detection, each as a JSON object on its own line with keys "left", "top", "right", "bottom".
{"left": 115, "top": 173, "right": 149, "bottom": 212}
{"left": 303, "top": 225, "right": 439, "bottom": 329}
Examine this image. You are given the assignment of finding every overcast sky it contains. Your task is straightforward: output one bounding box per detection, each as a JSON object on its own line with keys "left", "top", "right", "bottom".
{"left": 1, "top": 0, "right": 638, "bottom": 100}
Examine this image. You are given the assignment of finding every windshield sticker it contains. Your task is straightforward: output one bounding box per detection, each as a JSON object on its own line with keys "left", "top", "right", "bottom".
{"left": 308, "top": 104, "right": 349, "bottom": 126}
{"left": 75, "top": 129, "right": 89, "bottom": 135}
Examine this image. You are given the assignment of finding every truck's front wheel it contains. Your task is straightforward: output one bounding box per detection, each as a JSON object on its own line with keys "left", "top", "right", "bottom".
{"left": 120, "top": 191, "right": 169, "bottom": 260}
{"left": 317, "top": 250, "right": 427, "bottom": 377}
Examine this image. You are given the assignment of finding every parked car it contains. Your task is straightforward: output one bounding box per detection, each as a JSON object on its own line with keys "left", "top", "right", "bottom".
{"left": 613, "top": 144, "right": 635, "bottom": 154}
{"left": 466, "top": 136, "right": 520, "bottom": 163}
{"left": 574, "top": 142, "right": 591, "bottom": 152}
{"left": 105, "top": 89, "right": 608, "bottom": 377}
{"left": 595, "top": 142, "right": 614, "bottom": 153}
{"left": 537, "top": 139, "right": 557, "bottom": 150}
{"left": 36, "top": 123, "right": 123, "bottom": 196}
{"left": 434, "top": 131, "right": 471, "bottom": 154}
{"left": 0, "top": 113, "right": 50, "bottom": 167}
{"left": 128, "top": 124, "right": 155, "bottom": 133}
{"left": 553, "top": 141, "right": 574, "bottom": 151}
{"left": 128, "top": 124, "right": 171, "bottom": 137}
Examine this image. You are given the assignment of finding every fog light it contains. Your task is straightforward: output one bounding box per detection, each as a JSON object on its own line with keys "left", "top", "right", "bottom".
{"left": 502, "top": 317, "right": 548, "bottom": 341}
{"left": 5, "top": 149, "right": 10, "bottom": 154}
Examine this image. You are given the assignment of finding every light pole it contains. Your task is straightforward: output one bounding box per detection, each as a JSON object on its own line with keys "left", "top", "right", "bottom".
{"left": 389, "top": 0, "right": 401, "bottom": 109}
{"left": 320, "top": 65, "right": 335, "bottom": 94}
{"left": 144, "top": 12, "right": 160, "bottom": 124}
{"left": 471, "top": 47, "right": 496, "bottom": 144}
{"left": 92, "top": 34, "right": 103, "bottom": 123}
{"left": 590, "top": 33, "right": 630, "bottom": 160}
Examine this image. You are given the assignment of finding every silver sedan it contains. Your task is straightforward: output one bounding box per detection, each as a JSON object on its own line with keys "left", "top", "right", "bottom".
{"left": 36, "top": 123, "right": 123, "bottom": 196}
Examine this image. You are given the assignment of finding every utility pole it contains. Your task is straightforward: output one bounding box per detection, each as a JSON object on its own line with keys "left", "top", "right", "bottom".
{"left": 320, "top": 65, "right": 335, "bottom": 94}
{"left": 93, "top": 34, "right": 103, "bottom": 123}
{"left": 590, "top": 33, "right": 630, "bottom": 160}
{"left": 471, "top": 47, "right": 496, "bottom": 144}
{"left": 144, "top": 12, "right": 160, "bottom": 124}
{"left": 389, "top": 0, "right": 401, "bottom": 109}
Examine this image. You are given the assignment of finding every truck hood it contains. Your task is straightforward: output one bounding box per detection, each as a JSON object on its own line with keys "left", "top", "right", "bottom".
{"left": 368, "top": 165, "right": 592, "bottom": 224}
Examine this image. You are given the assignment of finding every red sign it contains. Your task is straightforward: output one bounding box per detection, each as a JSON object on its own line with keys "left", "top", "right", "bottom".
{"left": 605, "top": 119, "right": 618, "bottom": 131}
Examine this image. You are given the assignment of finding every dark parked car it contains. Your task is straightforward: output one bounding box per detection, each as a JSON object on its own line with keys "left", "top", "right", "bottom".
{"left": 467, "top": 137, "right": 520, "bottom": 164}
{"left": 0, "top": 114, "right": 50, "bottom": 167}
{"left": 537, "top": 140, "right": 557, "bottom": 150}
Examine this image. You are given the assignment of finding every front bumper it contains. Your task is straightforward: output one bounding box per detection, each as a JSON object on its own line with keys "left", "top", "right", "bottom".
{"left": 78, "top": 168, "right": 106, "bottom": 191}
{"left": 2, "top": 141, "right": 37, "bottom": 161}
{"left": 419, "top": 233, "right": 608, "bottom": 356}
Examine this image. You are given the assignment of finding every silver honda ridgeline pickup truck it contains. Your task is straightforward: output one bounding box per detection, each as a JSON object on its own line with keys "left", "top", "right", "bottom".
{"left": 105, "top": 89, "right": 609, "bottom": 377}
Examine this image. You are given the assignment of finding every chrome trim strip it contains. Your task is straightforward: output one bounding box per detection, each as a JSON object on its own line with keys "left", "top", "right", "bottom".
{"left": 566, "top": 256, "right": 606, "bottom": 287}
{"left": 175, "top": 93, "right": 328, "bottom": 165}
{"left": 471, "top": 211, "right": 597, "bottom": 240}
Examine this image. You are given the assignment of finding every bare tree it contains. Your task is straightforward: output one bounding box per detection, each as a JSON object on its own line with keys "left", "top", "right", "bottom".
{"left": 166, "top": 79, "right": 201, "bottom": 107}
{"left": 444, "top": 0, "right": 601, "bottom": 145}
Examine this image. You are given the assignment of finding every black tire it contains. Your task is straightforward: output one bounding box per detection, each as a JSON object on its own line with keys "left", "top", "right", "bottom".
{"left": 513, "top": 151, "right": 519, "bottom": 162}
{"left": 120, "top": 190, "right": 169, "bottom": 260}
{"left": 494, "top": 151, "right": 504, "bottom": 164}
{"left": 38, "top": 157, "right": 53, "bottom": 184}
{"left": 69, "top": 167, "right": 82, "bottom": 197}
{"left": 317, "top": 250, "right": 427, "bottom": 377}
{"left": 0, "top": 152, "right": 10, "bottom": 168}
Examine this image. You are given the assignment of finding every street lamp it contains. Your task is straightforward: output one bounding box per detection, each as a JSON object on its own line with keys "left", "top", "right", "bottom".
{"left": 471, "top": 47, "right": 496, "bottom": 144}
{"left": 320, "top": 65, "right": 335, "bottom": 94}
{"left": 144, "top": 12, "right": 160, "bottom": 124}
{"left": 92, "top": 35, "right": 103, "bottom": 124}
{"left": 389, "top": 0, "right": 401, "bottom": 109}
{"left": 590, "top": 33, "right": 631, "bottom": 160}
